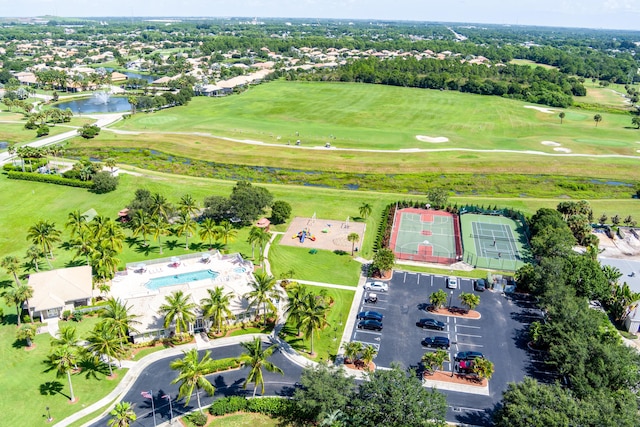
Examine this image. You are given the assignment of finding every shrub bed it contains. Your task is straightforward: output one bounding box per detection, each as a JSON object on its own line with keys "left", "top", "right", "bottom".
{"left": 208, "top": 396, "right": 294, "bottom": 418}
{"left": 6, "top": 171, "right": 94, "bottom": 188}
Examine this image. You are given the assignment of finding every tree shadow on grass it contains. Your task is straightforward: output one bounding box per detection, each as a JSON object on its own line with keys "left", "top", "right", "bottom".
{"left": 12, "top": 338, "right": 28, "bottom": 349}
{"left": 39, "top": 381, "right": 68, "bottom": 399}
{"left": 64, "top": 259, "right": 87, "bottom": 268}
{"left": 134, "top": 244, "right": 159, "bottom": 256}
{"left": 0, "top": 278, "right": 14, "bottom": 291}
{"left": 125, "top": 236, "right": 144, "bottom": 248}
{"left": 78, "top": 356, "right": 111, "bottom": 380}
{"left": 187, "top": 242, "right": 204, "bottom": 251}
{"left": 164, "top": 239, "right": 180, "bottom": 251}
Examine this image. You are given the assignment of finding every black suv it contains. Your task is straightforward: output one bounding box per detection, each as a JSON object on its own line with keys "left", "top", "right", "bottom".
{"left": 416, "top": 318, "right": 446, "bottom": 331}
{"left": 357, "top": 311, "right": 384, "bottom": 322}
{"left": 357, "top": 319, "right": 383, "bottom": 331}
{"left": 422, "top": 336, "right": 450, "bottom": 349}
{"left": 474, "top": 279, "right": 486, "bottom": 292}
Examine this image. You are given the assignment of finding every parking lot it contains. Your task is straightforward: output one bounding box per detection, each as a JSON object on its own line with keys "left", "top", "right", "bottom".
{"left": 349, "top": 270, "right": 539, "bottom": 425}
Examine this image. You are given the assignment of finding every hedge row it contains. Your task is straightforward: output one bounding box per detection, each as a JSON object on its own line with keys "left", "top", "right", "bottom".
{"left": 209, "top": 357, "right": 244, "bottom": 372}
{"left": 6, "top": 171, "right": 94, "bottom": 188}
{"left": 208, "top": 396, "right": 294, "bottom": 418}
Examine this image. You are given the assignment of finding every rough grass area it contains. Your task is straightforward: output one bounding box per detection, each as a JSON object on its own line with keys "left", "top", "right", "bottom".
{"left": 207, "top": 412, "right": 279, "bottom": 426}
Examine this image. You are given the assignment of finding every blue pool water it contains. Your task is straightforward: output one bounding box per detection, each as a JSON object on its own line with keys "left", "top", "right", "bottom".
{"left": 234, "top": 267, "right": 247, "bottom": 273}
{"left": 146, "top": 270, "right": 219, "bottom": 290}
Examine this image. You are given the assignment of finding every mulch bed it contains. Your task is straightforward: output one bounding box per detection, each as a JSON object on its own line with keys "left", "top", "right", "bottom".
{"left": 423, "top": 370, "right": 487, "bottom": 387}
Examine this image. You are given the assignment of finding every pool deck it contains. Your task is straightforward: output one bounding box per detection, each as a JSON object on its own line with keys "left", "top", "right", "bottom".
{"left": 110, "top": 253, "right": 254, "bottom": 340}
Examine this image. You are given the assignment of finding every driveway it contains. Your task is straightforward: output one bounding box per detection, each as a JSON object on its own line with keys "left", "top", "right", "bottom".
{"left": 349, "top": 271, "right": 540, "bottom": 425}
{"left": 87, "top": 343, "right": 303, "bottom": 427}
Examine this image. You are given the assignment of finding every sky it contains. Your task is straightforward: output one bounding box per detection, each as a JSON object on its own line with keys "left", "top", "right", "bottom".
{"left": 1, "top": 0, "right": 639, "bottom": 31}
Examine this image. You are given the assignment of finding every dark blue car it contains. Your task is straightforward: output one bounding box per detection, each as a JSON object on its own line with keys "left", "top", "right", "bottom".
{"left": 357, "top": 311, "right": 384, "bottom": 321}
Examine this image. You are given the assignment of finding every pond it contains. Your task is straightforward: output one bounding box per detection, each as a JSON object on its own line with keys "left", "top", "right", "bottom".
{"left": 55, "top": 93, "right": 131, "bottom": 114}
{"left": 105, "top": 68, "right": 159, "bottom": 83}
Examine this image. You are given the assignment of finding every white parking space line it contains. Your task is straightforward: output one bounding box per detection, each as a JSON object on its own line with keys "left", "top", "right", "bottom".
{"left": 456, "top": 333, "right": 482, "bottom": 338}
{"left": 456, "top": 324, "right": 481, "bottom": 329}
{"left": 416, "top": 274, "right": 420, "bottom": 285}
{"left": 352, "top": 341, "right": 380, "bottom": 350}
{"left": 455, "top": 343, "right": 484, "bottom": 348}
{"left": 354, "top": 330, "right": 382, "bottom": 337}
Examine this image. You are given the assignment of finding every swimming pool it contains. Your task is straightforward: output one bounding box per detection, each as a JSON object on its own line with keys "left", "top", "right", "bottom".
{"left": 145, "top": 270, "right": 219, "bottom": 290}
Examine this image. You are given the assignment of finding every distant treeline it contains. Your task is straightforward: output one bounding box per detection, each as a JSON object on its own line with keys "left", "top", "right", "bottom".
{"left": 288, "top": 56, "right": 585, "bottom": 107}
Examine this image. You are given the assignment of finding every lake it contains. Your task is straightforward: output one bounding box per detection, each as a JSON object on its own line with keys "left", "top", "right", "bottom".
{"left": 55, "top": 94, "right": 131, "bottom": 114}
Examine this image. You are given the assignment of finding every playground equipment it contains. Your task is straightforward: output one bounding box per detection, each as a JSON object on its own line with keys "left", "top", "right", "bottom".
{"left": 293, "top": 228, "right": 316, "bottom": 243}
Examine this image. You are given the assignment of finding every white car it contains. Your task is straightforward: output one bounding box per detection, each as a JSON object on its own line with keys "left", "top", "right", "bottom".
{"left": 364, "top": 281, "right": 389, "bottom": 292}
{"left": 446, "top": 276, "right": 458, "bottom": 289}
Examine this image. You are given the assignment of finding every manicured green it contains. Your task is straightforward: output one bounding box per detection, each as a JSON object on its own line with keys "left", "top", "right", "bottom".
{"left": 280, "top": 286, "right": 353, "bottom": 362}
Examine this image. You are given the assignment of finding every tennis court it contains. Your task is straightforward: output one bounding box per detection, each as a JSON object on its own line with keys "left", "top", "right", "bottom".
{"left": 389, "top": 208, "right": 462, "bottom": 264}
{"left": 460, "top": 214, "right": 530, "bottom": 271}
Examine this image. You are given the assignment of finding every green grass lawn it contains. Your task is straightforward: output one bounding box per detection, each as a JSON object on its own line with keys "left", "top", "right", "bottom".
{"left": 0, "top": 321, "right": 126, "bottom": 426}
{"left": 109, "top": 80, "right": 640, "bottom": 157}
{"left": 268, "top": 235, "right": 362, "bottom": 286}
{"left": 280, "top": 286, "right": 353, "bottom": 363}
{"left": 207, "top": 412, "right": 279, "bottom": 427}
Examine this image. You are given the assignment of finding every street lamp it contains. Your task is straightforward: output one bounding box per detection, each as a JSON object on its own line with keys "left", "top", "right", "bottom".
{"left": 448, "top": 290, "right": 454, "bottom": 310}
{"left": 46, "top": 406, "right": 52, "bottom": 423}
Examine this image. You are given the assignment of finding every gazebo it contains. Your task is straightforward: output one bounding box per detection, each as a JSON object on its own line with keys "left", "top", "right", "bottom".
{"left": 256, "top": 217, "right": 271, "bottom": 232}
{"left": 118, "top": 208, "right": 130, "bottom": 223}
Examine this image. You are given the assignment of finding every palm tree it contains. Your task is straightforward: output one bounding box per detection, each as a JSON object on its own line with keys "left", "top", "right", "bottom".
{"left": 240, "top": 337, "right": 283, "bottom": 397}
{"left": 198, "top": 218, "right": 218, "bottom": 249}
{"left": 200, "top": 287, "right": 235, "bottom": 334}
{"left": 255, "top": 228, "right": 271, "bottom": 264}
{"left": 150, "top": 193, "right": 172, "bottom": 220}
{"left": 175, "top": 211, "right": 196, "bottom": 250}
{"left": 4, "top": 285, "right": 34, "bottom": 326}
{"left": 245, "top": 272, "right": 282, "bottom": 326}
{"left": 216, "top": 220, "right": 237, "bottom": 246}
{"left": 359, "top": 203, "right": 372, "bottom": 219}
{"left": 159, "top": 291, "right": 196, "bottom": 336}
{"left": 1, "top": 255, "right": 22, "bottom": 287}
{"left": 347, "top": 232, "right": 360, "bottom": 256}
{"left": 594, "top": 113, "right": 602, "bottom": 127}
{"left": 602, "top": 265, "right": 623, "bottom": 285}
{"left": 65, "top": 210, "right": 88, "bottom": 239}
{"left": 429, "top": 289, "right": 447, "bottom": 309}
{"left": 247, "top": 226, "right": 262, "bottom": 259}
{"left": 472, "top": 357, "right": 495, "bottom": 381}
{"left": 341, "top": 341, "right": 363, "bottom": 365}
{"left": 86, "top": 322, "right": 126, "bottom": 376}
{"left": 459, "top": 292, "right": 481, "bottom": 311}
{"left": 27, "top": 219, "right": 62, "bottom": 266}
{"left": 108, "top": 401, "right": 137, "bottom": 427}
{"left": 421, "top": 349, "right": 449, "bottom": 375}
{"left": 16, "top": 323, "right": 37, "bottom": 347}
{"left": 104, "top": 158, "right": 117, "bottom": 173}
{"left": 101, "top": 220, "right": 125, "bottom": 252}
{"left": 25, "top": 245, "right": 44, "bottom": 272}
{"left": 46, "top": 344, "right": 78, "bottom": 402}
{"left": 359, "top": 344, "right": 378, "bottom": 370}
{"left": 559, "top": 111, "right": 565, "bottom": 124}
{"left": 71, "top": 229, "right": 95, "bottom": 266}
{"left": 149, "top": 215, "right": 170, "bottom": 254}
{"left": 100, "top": 298, "right": 140, "bottom": 351}
{"left": 92, "top": 247, "right": 120, "bottom": 281}
{"left": 131, "top": 210, "right": 151, "bottom": 247}
{"left": 298, "top": 292, "right": 330, "bottom": 356}
{"left": 178, "top": 194, "right": 199, "bottom": 217}
{"left": 285, "top": 283, "right": 310, "bottom": 336}
{"left": 127, "top": 96, "right": 138, "bottom": 115}
{"left": 170, "top": 349, "right": 216, "bottom": 412}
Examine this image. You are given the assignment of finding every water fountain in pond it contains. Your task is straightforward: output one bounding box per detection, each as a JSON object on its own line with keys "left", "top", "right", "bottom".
{"left": 92, "top": 91, "right": 111, "bottom": 104}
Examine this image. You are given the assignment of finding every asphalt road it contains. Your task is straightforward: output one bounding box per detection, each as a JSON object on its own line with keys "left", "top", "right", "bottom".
{"left": 351, "top": 271, "right": 540, "bottom": 426}
{"left": 88, "top": 343, "right": 303, "bottom": 427}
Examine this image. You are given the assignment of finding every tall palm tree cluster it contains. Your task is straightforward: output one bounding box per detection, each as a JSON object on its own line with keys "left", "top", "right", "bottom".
{"left": 1, "top": 254, "right": 34, "bottom": 326}
{"left": 284, "top": 283, "right": 331, "bottom": 356}
{"left": 45, "top": 298, "right": 139, "bottom": 402}
{"left": 8, "top": 143, "right": 66, "bottom": 173}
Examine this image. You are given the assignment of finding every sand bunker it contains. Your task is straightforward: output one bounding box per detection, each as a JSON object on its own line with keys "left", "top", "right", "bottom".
{"left": 416, "top": 135, "right": 450, "bottom": 143}
{"left": 524, "top": 105, "right": 556, "bottom": 114}
{"left": 554, "top": 147, "right": 572, "bottom": 153}
{"left": 541, "top": 141, "right": 561, "bottom": 147}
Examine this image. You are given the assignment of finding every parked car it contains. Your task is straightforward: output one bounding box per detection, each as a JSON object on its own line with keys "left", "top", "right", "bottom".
{"left": 364, "top": 281, "right": 389, "bottom": 292}
{"left": 416, "top": 318, "right": 445, "bottom": 330}
{"left": 357, "top": 311, "right": 384, "bottom": 321}
{"left": 454, "top": 351, "right": 484, "bottom": 362}
{"left": 422, "top": 336, "right": 450, "bottom": 349}
{"left": 357, "top": 319, "right": 383, "bottom": 331}
{"left": 474, "top": 279, "right": 486, "bottom": 292}
{"left": 446, "top": 276, "right": 458, "bottom": 289}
